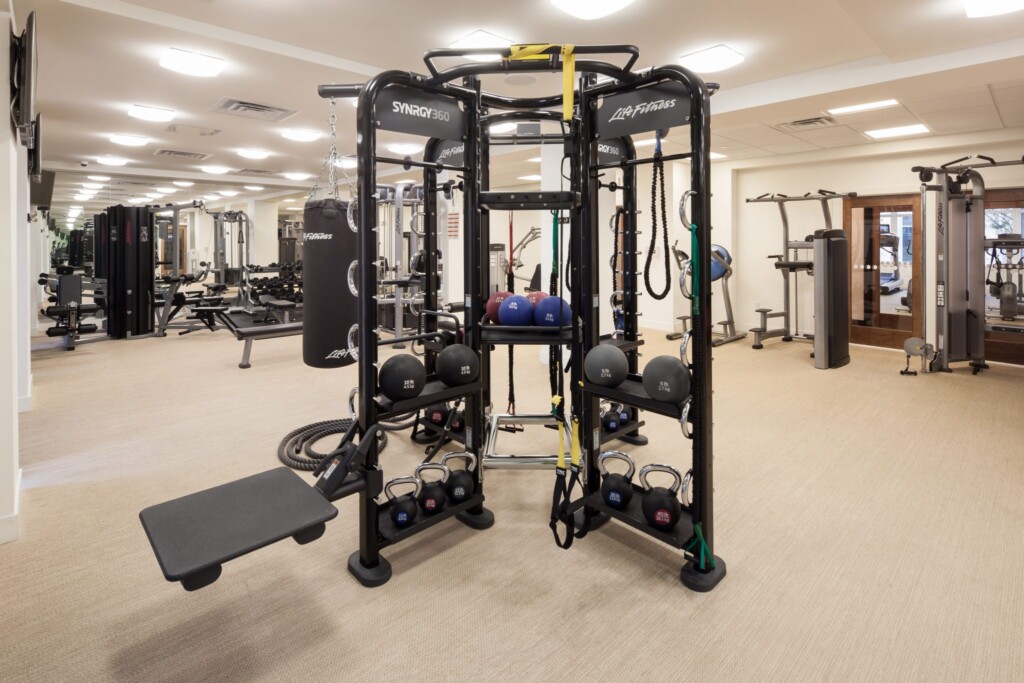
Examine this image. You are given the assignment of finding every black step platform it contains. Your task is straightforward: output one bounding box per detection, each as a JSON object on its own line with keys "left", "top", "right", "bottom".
{"left": 139, "top": 468, "right": 338, "bottom": 591}
{"left": 585, "top": 376, "right": 685, "bottom": 419}
{"left": 480, "top": 191, "right": 579, "bottom": 211}
{"left": 481, "top": 325, "right": 572, "bottom": 345}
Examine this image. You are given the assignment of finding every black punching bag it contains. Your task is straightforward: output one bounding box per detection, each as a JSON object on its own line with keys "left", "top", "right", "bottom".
{"left": 303, "top": 198, "right": 358, "bottom": 368}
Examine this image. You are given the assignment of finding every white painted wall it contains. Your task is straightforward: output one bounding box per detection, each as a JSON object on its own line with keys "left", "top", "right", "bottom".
{"left": 1, "top": 8, "right": 23, "bottom": 543}
{"left": 16, "top": 141, "right": 31, "bottom": 413}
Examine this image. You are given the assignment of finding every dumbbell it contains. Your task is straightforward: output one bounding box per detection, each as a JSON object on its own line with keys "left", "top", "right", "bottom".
{"left": 415, "top": 462, "right": 449, "bottom": 515}
{"left": 599, "top": 451, "right": 635, "bottom": 510}
{"left": 385, "top": 476, "right": 421, "bottom": 527}
{"left": 639, "top": 464, "right": 683, "bottom": 531}
{"left": 440, "top": 452, "right": 476, "bottom": 504}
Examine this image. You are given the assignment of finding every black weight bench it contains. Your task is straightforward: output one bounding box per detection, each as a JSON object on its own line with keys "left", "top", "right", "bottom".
{"left": 219, "top": 314, "right": 303, "bottom": 368}
{"left": 140, "top": 468, "right": 338, "bottom": 591}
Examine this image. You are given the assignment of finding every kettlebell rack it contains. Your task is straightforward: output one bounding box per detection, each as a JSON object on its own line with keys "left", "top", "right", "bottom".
{"left": 137, "top": 43, "right": 725, "bottom": 593}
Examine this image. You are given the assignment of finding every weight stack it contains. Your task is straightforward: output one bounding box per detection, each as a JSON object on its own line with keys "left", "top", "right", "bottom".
{"left": 302, "top": 198, "right": 357, "bottom": 368}
{"left": 104, "top": 206, "right": 155, "bottom": 339}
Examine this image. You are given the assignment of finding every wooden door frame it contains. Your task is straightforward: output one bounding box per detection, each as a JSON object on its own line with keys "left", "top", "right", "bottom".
{"left": 842, "top": 194, "right": 922, "bottom": 349}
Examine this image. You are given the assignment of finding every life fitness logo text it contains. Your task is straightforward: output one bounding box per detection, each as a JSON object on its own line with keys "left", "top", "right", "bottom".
{"left": 608, "top": 98, "right": 677, "bottom": 122}
{"left": 437, "top": 144, "right": 464, "bottom": 163}
{"left": 393, "top": 101, "right": 451, "bottom": 122}
{"left": 325, "top": 349, "right": 354, "bottom": 360}
{"left": 304, "top": 232, "right": 333, "bottom": 242}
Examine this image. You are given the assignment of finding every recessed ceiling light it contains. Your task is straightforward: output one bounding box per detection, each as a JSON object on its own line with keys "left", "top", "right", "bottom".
{"left": 490, "top": 122, "right": 518, "bottom": 134}
{"left": 679, "top": 44, "right": 745, "bottom": 73}
{"left": 172, "top": 181, "right": 194, "bottom": 187}
{"left": 74, "top": 194, "right": 91, "bottom": 201}
{"left": 528, "top": 156, "right": 542, "bottom": 162}
{"left": 97, "top": 156, "right": 129, "bottom": 166}
{"left": 129, "top": 197, "right": 148, "bottom": 204}
{"left": 282, "top": 172, "right": 311, "bottom": 181}
{"left": 237, "top": 148, "right": 271, "bottom": 160}
{"left": 218, "top": 190, "right": 239, "bottom": 197}
{"left": 550, "top": 0, "right": 635, "bottom": 20}
{"left": 710, "top": 152, "right": 726, "bottom": 160}
{"left": 965, "top": 0, "right": 1024, "bottom": 17}
{"left": 334, "top": 157, "right": 358, "bottom": 170}
{"left": 864, "top": 124, "right": 930, "bottom": 139}
{"left": 283, "top": 199, "right": 296, "bottom": 203}
{"left": 200, "top": 165, "right": 231, "bottom": 175}
{"left": 159, "top": 47, "right": 225, "bottom": 78}
{"left": 128, "top": 104, "right": 177, "bottom": 122}
{"left": 449, "top": 30, "right": 513, "bottom": 61}
{"left": 387, "top": 142, "right": 424, "bottom": 155}
{"left": 87, "top": 175, "right": 110, "bottom": 181}
{"left": 68, "top": 209, "right": 82, "bottom": 218}
{"left": 146, "top": 193, "right": 165, "bottom": 199}
{"left": 109, "top": 134, "right": 149, "bottom": 147}
{"left": 518, "top": 174, "right": 543, "bottom": 181}
{"left": 827, "top": 99, "right": 900, "bottom": 116}
{"left": 280, "top": 128, "right": 322, "bottom": 142}
{"left": 203, "top": 194, "right": 221, "bottom": 201}
{"left": 634, "top": 138, "right": 658, "bottom": 147}
{"left": 82, "top": 182, "right": 103, "bottom": 189}
{"left": 69, "top": 205, "right": 83, "bottom": 210}
{"left": 244, "top": 185, "right": 265, "bottom": 191}
{"left": 176, "top": 199, "right": 195, "bottom": 206}
{"left": 154, "top": 187, "right": 176, "bottom": 193}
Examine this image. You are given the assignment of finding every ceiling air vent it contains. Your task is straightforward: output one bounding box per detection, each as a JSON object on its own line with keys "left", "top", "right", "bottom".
{"left": 210, "top": 97, "right": 297, "bottom": 122}
{"left": 154, "top": 149, "right": 212, "bottom": 161}
{"left": 772, "top": 116, "right": 837, "bottom": 133}
{"left": 237, "top": 168, "right": 281, "bottom": 177}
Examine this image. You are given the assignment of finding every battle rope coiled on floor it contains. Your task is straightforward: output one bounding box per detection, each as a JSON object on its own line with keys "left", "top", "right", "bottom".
{"left": 277, "top": 412, "right": 415, "bottom": 471}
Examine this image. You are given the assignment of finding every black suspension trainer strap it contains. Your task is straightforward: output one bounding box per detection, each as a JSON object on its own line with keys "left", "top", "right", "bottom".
{"left": 644, "top": 130, "right": 671, "bottom": 300}
{"left": 507, "top": 211, "right": 516, "bottom": 414}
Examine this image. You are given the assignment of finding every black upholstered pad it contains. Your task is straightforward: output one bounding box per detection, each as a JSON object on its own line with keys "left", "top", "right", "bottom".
{"left": 140, "top": 468, "right": 337, "bottom": 582}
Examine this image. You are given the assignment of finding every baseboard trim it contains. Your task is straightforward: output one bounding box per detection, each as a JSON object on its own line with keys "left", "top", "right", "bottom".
{"left": 0, "top": 468, "right": 22, "bottom": 544}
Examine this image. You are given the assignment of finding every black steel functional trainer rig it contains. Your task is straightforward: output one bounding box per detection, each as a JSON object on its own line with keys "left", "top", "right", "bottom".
{"left": 137, "top": 44, "right": 724, "bottom": 593}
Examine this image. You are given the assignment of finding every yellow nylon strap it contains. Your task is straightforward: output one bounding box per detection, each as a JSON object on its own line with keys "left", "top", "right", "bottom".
{"left": 569, "top": 416, "right": 581, "bottom": 467}
{"left": 507, "top": 44, "right": 576, "bottom": 121}
{"left": 551, "top": 396, "right": 566, "bottom": 469}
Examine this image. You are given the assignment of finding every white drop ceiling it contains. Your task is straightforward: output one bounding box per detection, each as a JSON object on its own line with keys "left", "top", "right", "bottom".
{"left": 10, "top": 0, "right": 1024, "bottom": 225}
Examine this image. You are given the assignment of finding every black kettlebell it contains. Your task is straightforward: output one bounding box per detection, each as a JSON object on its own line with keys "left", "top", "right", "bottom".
{"left": 640, "top": 464, "right": 683, "bottom": 531}
{"left": 614, "top": 403, "right": 630, "bottom": 426}
{"left": 634, "top": 464, "right": 684, "bottom": 532}
{"left": 599, "top": 451, "right": 635, "bottom": 510}
{"left": 425, "top": 404, "right": 450, "bottom": 426}
{"left": 385, "top": 476, "right": 421, "bottom": 528}
{"left": 600, "top": 402, "right": 619, "bottom": 433}
{"left": 440, "top": 452, "right": 476, "bottom": 504}
{"left": 415, "top": 462, "right": 450, "bottom": 515}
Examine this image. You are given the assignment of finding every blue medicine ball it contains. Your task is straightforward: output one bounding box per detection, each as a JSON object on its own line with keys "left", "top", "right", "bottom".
{"left": 498, "top": 295, "right": 534, "bottom": 325}
{"left": 534, "top": 296, "right": 572, "bottom": 326}
{"left": 710, "top": 245, "right": 732, "bottom": 282}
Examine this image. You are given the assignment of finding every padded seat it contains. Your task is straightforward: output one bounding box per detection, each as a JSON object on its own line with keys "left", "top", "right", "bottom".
{"left": 140, "top": 468, "right": 337, "bottom": 590}
{"left": 774, "top": 261, "right": 814, "bottom": 272}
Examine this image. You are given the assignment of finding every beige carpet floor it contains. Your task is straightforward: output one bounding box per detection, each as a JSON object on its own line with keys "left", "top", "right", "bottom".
{"left": 4, "top": 328, "right": 1024, "bottom": 682}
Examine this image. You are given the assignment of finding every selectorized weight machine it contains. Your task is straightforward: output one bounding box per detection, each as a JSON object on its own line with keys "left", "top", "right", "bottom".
{"left": 906, "top": 154, "right": 1024, "bottom": 374}
{"left": 138, "top": 43, "right": 725, "bottom": 593}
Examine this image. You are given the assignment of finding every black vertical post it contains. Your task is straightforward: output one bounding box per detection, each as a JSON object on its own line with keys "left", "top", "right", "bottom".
{"left": 621, "top": 140, "right": 644, "bottom": 438}
{"left": 354, "top": 74, "right": 384, "bottom": 575}
{"left": 421, "top": 146, "right": 439, "bottom": 375}
{"left": 578, "top": 82, "right": 601, "bottom": 496}
{"left": 464, "top": 76, "right": 486, "bottom": 504}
